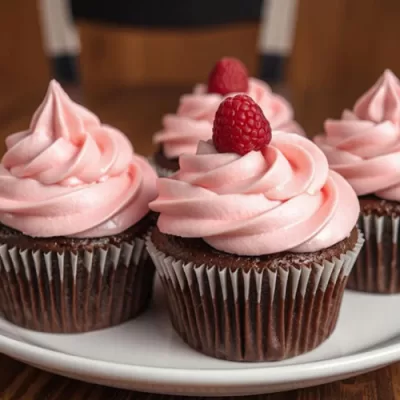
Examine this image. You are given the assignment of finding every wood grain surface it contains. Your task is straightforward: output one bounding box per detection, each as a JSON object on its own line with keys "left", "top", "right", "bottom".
{"left": 0, "top": 353, "right": 399, "bottom": 399}
{"left": 78, "top": 21, "right": 260, "bottom": 95}
{"left": 288, "top": 0, "right": 400, "bottom": 136}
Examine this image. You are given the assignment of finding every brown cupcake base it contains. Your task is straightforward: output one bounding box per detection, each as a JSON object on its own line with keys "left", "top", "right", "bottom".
{"left": 347, "top": 195, "right": 400, "bottom": 293}
{"left": 0, "top": 213, "right": 156, "bottom": 333}
{"left": 147, "top": 227, "right": 363, "bottom": 362}
{"left": 151, "top": 148, "right": 179, "bottom": 177}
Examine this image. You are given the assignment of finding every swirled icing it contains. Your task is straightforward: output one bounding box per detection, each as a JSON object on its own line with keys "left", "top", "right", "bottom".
{"left": 0, "top": 80, "right": 157, "bottom": 238}
{"left": 150, "top": 133, "right": 359, "bottom": 256}
{"left": 314, "top": 69, "right": 400, "bottom": 200}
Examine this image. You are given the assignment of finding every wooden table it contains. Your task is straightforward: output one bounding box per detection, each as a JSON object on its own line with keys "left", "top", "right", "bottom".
{"left": 0, "top": 353, "right": 398, "bottom": 399}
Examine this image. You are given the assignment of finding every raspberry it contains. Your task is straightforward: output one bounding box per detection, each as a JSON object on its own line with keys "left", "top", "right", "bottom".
{"left": 208, "top": 57, "right": 249, "bottom": 95}
{"left": 213, "top": 94, "right": 271, "bottom": 155}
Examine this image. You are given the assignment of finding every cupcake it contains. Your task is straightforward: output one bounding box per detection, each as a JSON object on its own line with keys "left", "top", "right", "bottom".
{"left": 0, "top": 80, "right": 158, "bottom": 333}
{"left": 151, "top": 57, "right": 304, "bottom": 177}
{"left": 314, "top": 69, "right": 400, "bottom": 293}
{"left": 147, "top": 94, "right": 363, "bottom": 361}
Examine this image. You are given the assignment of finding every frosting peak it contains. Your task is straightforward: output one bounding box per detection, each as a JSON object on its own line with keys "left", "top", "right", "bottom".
{"left": 3, "top": 81, "right": 133, "bottom": 186}
{"left": 150, "top": 134, "right": 359, "bottom": 256}
{"left": 314, "top": 70, "right": 400, "bottom": 201}
{"left": 0, "top": 80, "right": 157, "bottom": 238}
{"left": 30, "top": 80, "right": 99, "bottom": 141}
{"left": 354, "top": 69, "right": 400, "bottom": 125}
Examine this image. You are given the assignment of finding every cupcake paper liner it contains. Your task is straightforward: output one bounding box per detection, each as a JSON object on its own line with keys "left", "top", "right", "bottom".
{"left": 0, "top": 237, "right": 155, "bottom": 333}
{"left": 348, "top": 214, "right": 400, "bottom": 293}
{"left": 147, "top": 231, "right": 363, "bottom": 362}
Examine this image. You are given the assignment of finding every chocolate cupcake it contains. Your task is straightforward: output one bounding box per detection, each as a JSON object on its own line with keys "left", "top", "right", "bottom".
{"left": 314, "top": 70, "right": 400, "bottom": 293}
{"left": 147, "top": 95, "right": 363, "bottom": 362}
{"left": 151, "top": 57, "right": 304, "bottom": 177}
{"left": 0, "top": 80, "right": 158, "bottom": 333}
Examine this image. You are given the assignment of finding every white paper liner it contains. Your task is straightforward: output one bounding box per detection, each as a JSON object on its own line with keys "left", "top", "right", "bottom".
{"left": 147, "top": 155, "right": 175, "bottom": 178}
{"left": 349, "top": 214, "right": 400, "bottom": 293}
{"left": 146, "top": 230, "right": 364, "bottom": 361}
{"left": 0, "top": 236, "right": 155, "bottom": 333}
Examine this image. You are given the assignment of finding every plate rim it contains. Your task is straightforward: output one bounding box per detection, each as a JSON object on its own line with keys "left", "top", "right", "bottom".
{"left": 0, "top": 329, "right": 399, "bottom": 391}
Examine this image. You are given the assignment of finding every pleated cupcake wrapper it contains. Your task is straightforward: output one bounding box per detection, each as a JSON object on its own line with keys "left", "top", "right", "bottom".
{"left": 147, "top": 156, "right": 175, "bottom": 178}
{"left": 348, "top": 213, "right": 400, "bottom": 293}
{"left": 0, "top": 237, "right": 155, "bottom": 333}
{"left": 147, "top": 231, "right": 363, "bottom": 362}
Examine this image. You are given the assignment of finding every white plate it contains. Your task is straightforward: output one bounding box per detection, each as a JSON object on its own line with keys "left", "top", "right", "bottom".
{"left": 0, "top": 278, "right": 399, "bottom": 396}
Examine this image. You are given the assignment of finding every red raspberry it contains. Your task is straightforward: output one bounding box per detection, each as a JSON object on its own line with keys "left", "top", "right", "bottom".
{"left": 208, "top": 57, "right": 249, "bottom": 95}
{"left": 213, "top": 94, "right": 271, "bottom": 155}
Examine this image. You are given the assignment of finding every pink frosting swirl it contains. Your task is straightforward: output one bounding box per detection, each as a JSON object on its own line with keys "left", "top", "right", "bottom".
{"left": 0, "top": 80, "right": 157, "bottom": 238}
{"left": 153, "top": 78, "right": 304, "bottom": 159}
{"left": 150, "top": 134, "right": 359, "bottom": 256}
{"left": 314, "top": 69, "right": 400, "bottom": 201}
{"left": 153, "top": 115, "right": 213, "bottom": 160}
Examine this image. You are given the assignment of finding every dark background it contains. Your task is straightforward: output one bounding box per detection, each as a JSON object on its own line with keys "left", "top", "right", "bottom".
{"left": 71, "top": 0, "right": 263, "bottom": 28}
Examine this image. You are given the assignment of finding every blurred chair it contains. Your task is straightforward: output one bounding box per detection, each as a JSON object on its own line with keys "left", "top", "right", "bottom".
{"left": 37, "top": 0, "right": 81, "bottom": 101}
{"left": 38, "top": 0, "right": 299, "bottom": 90}
{"left": 36, "top": 0, "right": 299, "bottom": 154}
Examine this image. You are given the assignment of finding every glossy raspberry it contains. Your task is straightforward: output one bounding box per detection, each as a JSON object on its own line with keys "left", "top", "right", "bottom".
{"left": 213, "top": 94, "right": 271, "bottom": 155}
{"left": 207, "top": 57, "right": 249, "bottom": 95}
